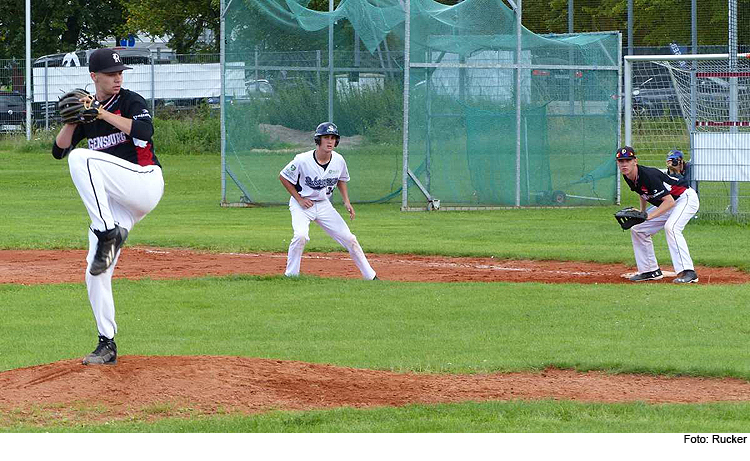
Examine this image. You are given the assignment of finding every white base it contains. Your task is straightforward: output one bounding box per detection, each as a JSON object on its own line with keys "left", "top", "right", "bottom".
{"left": 621, "top": 270, "right": 677, "bottom": 279}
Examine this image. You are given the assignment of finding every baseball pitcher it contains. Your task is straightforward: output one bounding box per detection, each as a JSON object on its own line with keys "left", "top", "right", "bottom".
{"left": 52, "top": 48, "right": 164, "bottom": 365}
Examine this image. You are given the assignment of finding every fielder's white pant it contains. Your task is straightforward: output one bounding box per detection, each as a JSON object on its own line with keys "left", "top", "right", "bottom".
{"left": 630, "top": 188, "right": 699, "bottom": 275}
{"left": 68, "top": 148, "right": 164, "bottom": 339}
{"left": 285, "top": 197, "right": 376, "bottom": 280}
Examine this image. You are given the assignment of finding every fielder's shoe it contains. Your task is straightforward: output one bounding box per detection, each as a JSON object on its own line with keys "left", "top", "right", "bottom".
{"left": 372, "top": 275, "right": 380, "bottom": 281}
{"left": 90, "top": 225, "right": 128, "bottom": 276}
{"left": 82, "top": 336, "right": 117, "bottom": 365}
{"left": 673, "top": 269, "right": 699, "bottom": 284}
{"left": 629, "top": 269, "right": 663, "bottom": 282}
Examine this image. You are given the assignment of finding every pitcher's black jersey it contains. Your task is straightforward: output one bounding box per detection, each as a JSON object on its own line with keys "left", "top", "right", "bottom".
{"left": 52, "top": 89, "right": 160, "bottom": 167}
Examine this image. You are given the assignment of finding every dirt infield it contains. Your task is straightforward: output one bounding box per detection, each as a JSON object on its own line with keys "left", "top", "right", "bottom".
{"left": 2, "top": 248, "right": 749, "bottom": 424}
{"left": 1, "top": 247, "right": 749, "bottom": 284}
{"left": 3, "top": 357, "right": 750, "bottom": 424}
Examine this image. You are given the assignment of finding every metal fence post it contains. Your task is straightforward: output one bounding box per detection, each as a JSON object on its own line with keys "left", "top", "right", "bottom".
{"left": 150, "top": 53, "right": 156, "bottom": 115}
{"left": 44, "top": 60, "right": 49, "bottom": 129}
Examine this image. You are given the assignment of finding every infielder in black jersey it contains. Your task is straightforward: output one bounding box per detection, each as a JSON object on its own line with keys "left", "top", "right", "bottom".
{"left": 616, "top": 146, "right": 699, "bottom": 283}
{"left": 52, "top": 48, "right": 164, "bottom": 365}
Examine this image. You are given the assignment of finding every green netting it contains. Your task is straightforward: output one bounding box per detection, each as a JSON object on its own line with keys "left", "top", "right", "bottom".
{"left": 465, "top": 105, "right": 551, "bottom": 205}
{"left": 404, "top": 0, "right": 620, "bottom": 207}
{"left": 223, "top": 0, "right": 620, "bottom": 207}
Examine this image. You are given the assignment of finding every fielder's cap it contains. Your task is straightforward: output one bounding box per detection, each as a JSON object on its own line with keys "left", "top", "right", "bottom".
{"left": 89, "top": 48, "right": 132, "bottom": 73}
{"left": 615, "top": 146, "right": 637, "bottom": 160}
{"left": 667, "top": 149, "right": 684, "bottom": 160}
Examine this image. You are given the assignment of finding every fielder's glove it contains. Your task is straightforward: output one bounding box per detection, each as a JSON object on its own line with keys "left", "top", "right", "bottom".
{"left": 614, "top": 207, "right": 648, "bottom": 230}
{"left": 58, "top": 88, "right": 101, "bottom": 125}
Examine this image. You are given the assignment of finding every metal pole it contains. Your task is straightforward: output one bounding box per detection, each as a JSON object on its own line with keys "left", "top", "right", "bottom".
{"left": 254, "top": 48, "right": 259, "bottom": 83}
{"left": 627, "top": 0, "right": 633, "bottom": 57}
{"left": 328, "top": 0, "right": 334, "bottom": 122}
{"left": 617, "top": 31, "right": 622, "bottom": 205}
{"left": 624, "top": 58, "right": 632, "bottom": 147}
{"left": 426, "top": 50, "right": 432, "bottom": 193}
{"left": 402, "top": 0, "right": 411, "bottom": 210}
{"left": 568, "top": 0, "right": 574, "bottom": 115}
{"left": 25, "top": 0, "right": 31, "bottom": 140}
{"left": 729, "top": 0, "right": 738, "bottom": 214}
{"left": 354, "top": 29, "right": 360, "bottom": 83}
{"left": 515, "top": 0, "right": 522, "bottom": 207}
{"left": 150, "top": 53, "right": 155, "bottom": 114}
{"left": 691, "top": 0, "right": 697, "bottom": 54}
{"left": 568, "top": 0, "right": 573, "bottom": 33}
{"left": 316, "top": 50, "right": 321, "bottom": 87}
{"left": 220, "top": 0, "right": 227, "bottom": 203}
{"left": 44, "top": 60, "right": 49, "bottom": 130}
{"left": 689, "top": 0, "right": 698, "bottom": 193}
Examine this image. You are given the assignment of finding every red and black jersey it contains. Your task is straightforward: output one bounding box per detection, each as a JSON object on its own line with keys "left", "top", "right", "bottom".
{"left": 52, "top": 88, "right": 160, "bottom": 168}
{"left": 623, "top": 164, "right": 689, "bottom": 207}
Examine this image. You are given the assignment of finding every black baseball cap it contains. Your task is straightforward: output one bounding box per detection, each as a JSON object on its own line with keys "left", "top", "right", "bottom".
{"left": 88, "top": 48, "right": 132, "bottom": 73}
{"left": 615, "top": 146, "right": 637, "bottom": 160}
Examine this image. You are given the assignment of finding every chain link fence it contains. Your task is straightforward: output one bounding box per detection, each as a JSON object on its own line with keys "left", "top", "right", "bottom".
{"left": 0, "top": 0, "right": 747, "bottom": 140}
{"left": 0, "top": 51, "right": 222, "bottom": 135}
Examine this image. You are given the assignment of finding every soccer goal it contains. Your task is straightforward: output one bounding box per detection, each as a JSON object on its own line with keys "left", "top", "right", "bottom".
{"left": 624, "top": 52, "right": 750, "bottom": 219}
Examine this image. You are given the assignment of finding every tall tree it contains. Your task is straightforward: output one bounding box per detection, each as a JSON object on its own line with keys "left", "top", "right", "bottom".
{"left": 0, "top": 0, "right": 126, "bottom": 59}
{"left": 120, "top": 0, "right": 220, "bottom": 54}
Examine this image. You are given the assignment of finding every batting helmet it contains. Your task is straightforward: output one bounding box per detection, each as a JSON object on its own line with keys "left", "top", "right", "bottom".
{"left": 314, "top": 122, "right": 340, "bottom": 146}
{"left": 667, "top": 149, "right": 684, "bottom": 160}
{"left": 667, "top": 149, "right": 684, "bottom": 166}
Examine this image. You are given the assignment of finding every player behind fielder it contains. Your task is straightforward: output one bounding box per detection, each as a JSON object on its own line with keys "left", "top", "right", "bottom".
{"left": 616, "top": 146, "right": 699, "bottom": 283}
{"left": 665, "top": 149, "right": 698, "bottom": 195}
{"left": 279, "top": 122, "right": 378, "bottom": 280}
{"left": 52, "top": 48, "right": 164, "bottom": 365}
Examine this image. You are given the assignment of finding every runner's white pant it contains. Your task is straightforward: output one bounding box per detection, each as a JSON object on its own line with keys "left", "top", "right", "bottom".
{"left": 285, "top": 197, "right": 376, "bottom": 280}
{"left": 68, "top": 148, "right": 164, "bottom": 339}
{"left": 630, "top": 188, "right": 699, "bottom": 274}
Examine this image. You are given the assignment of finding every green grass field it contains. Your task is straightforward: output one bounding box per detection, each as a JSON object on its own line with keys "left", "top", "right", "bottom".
{"left": 1, "top": 145, "right": 749, "bottom": 433}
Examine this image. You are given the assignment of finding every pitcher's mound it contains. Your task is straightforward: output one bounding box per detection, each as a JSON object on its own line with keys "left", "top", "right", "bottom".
{"left": 2, "top": 356, "right": 750, "bottom": 425}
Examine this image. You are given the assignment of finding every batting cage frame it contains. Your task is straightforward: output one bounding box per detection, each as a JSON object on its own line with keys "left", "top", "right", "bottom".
{"left": 218, "top": 0, "right": 621, "bottom": 211}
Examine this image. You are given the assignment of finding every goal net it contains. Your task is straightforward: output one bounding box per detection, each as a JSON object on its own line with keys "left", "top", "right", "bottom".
{"left": 625, "top": 53, "right": 750, "bottom": 220}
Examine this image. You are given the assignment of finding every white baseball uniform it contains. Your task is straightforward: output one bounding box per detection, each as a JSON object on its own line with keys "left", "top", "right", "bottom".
{"left": 280, "top": 149, "right": 376, "bottom": 280}
{"left": 53, "top": 89, "right": 164, "bottom": 339}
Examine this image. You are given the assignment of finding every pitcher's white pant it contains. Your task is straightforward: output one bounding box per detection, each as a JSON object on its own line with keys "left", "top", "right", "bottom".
{"left": 630, "top": 188, "right": 699, "bottom": 274}
{"left": 285, "top": 197, "right": 376, "bottom": 280}
{"left": 68, "top": 148, "right": 164, "bottom": 339}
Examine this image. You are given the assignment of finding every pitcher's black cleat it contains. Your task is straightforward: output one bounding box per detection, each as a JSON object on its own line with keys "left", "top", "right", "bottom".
{"left": 90, "top": 225, "right": 128, "bottom": 276}
{"left": 82, "top": 335, "right": 117, "bottom": 365}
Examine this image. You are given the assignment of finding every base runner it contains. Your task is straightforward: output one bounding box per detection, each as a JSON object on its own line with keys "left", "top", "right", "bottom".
{"left": 279, "top": 122, "right": 378, "bottom": 280}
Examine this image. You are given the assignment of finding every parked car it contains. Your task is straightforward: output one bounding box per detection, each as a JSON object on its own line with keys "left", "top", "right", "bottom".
{"left": 631, "top": 79, "right": 683, "bottom": 118}
{"left": 33, "top": 47, "right": 153, "bottom": 69}
{"left": 530, "top": 57, "right": 585, "bottom": 102}
{"left": 32, "top": 100, "right": 59, "bottom": 127}
{"left": 0, "top": 91, "right": 26, "bottom": 132}
{"left": 627, "top": 76, "right": 749, "bottom": 119}
{"left": 226, "top": 79, "right": 275, "bottom": 106}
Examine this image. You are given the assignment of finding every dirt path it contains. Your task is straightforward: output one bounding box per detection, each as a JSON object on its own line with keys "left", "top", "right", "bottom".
{"left": 1, "top": 248, "right": 748, "bottom": 285}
